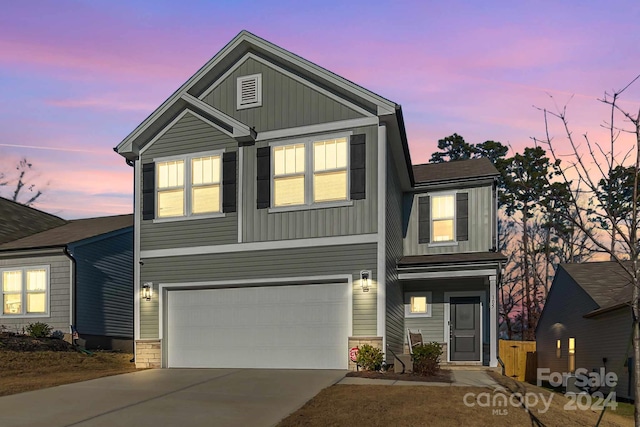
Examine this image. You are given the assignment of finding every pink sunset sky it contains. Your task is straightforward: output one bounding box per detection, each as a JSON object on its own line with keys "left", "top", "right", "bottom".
{"left": 1, "top": 0, "right": 639, "bottom": 218}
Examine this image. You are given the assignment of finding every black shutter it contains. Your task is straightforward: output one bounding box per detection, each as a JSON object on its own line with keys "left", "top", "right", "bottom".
{"left": 456, "top": 192, "right": 469, "bottom": 241}
{"left": 418, "top": 196, "right": 430, "bottom": 243}
{"left": 142, "top": 162, "right": 155, "bottom": 221}
{"left": 350, "top": 134, "right": 366, "bottom": 200}
{"left": 256, "top": 147, "right": 271, "bottom": 209}
{"left": 222, "top": 151, "right": 237, "bottom": 213}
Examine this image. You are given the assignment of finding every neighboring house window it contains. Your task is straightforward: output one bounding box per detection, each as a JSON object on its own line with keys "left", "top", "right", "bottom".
{"left": 237, "top": 74, "right": 262, "bottom": 110}
{"left": 2, "top": 267, "right": 48, "bottom": 316}
{"left": 568, "top": 337, "right": 576, "bottom": 372}
{"left": 418, "top": 192, "right": 469, "bottom": 244}
{"left": 271, "top": 135, "right": 350, "bottom": 208}
{"left": 556, "top": 339, "right": 561, "bottom": 358}
{"left": 155, "top": 153, "right": 223, "bottom": 219}
{"left": 404, "top": 292, "right": 432, "bottom": 318}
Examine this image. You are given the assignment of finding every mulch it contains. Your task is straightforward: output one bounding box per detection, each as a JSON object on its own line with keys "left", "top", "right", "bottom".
{"left": 0, "top": 333, "right": 76, "bottom": 352}
{"left": 346, "top": 369, "right": 452, "bottom": 383}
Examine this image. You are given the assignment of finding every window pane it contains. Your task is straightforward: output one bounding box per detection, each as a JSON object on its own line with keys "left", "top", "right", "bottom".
{"left": 274, "top": 144, "right": 304, "bottom": 176}
{"left": 3, "top": 293, "right": 21, "bottom": 314}
{"left": 3, "top": 271, "right": 21, "bottom": 292}
{"left": 192, "top": 157, "right": 203, "bottom": 185}
{"left": 158, "top": 189, "right": 184, "bottom": 217}
{"left": 432, "top": 195, "right": 454, "bottom": 219}
{"left": 326, "top": 140, "right": 337, "bottom": 169}
{"left": 158, "top": 160, "right": 184, "bottom": 189}
{"left": 192, "top": 185, "right": 220, "bottom": 214}
{"left": 433, "top": 219, "right": 454, "bottom": 242}
{"left": 27, "top": 293, "right": 46, "bottom": 313}
{"left": 411, "top": 296, "right": 427, "bottom": 313}
{"left": 274, "top": 176, "right": 305, "bottom": 206}
{"left": 274, "top": 147, "right": 285, "bottom": 175}
{"left": 295, "top": 145, "right": 305, "bottom": 173}
{"left": 314, "top": 170, "right": 347, "bottom": 203}
{"left": 27, "top": 269, "right": 46, "bottom": 291}
{"left": 314, "top": 142, "right": 325, "bottom": 171}
{"left": 192, "top": 156, "right": 220, "bottom": 186}
{"left": 314, "top": 138, "right": 347, "bottom": 172}
{"left": 336, "top": 139, "right": 347, "bottom": 168}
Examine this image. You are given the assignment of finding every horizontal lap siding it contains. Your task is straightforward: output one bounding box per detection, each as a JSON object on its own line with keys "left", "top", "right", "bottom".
{"left": 71, "top": 230, "right": 133, "bottom": 338}
{"left": 0, "top": 253, "right": 70, "bottom": 333}
{"left": 242, "top": 125, "right": 378, "bottom": 242}
{"left": 139, "top": 243, "right": 378, "bottom": 339}
{"left": 404, "top": 185, "right": 493, "bottom": 255}
{"left": 140, "top": 112, "right": 238, "bottom": 250}
{"left": 203, "top": 57, "right": 363, "bottom": 133}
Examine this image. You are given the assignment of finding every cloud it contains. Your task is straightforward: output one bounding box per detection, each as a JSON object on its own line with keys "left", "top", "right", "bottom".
{"left": 46, "top": 97, "right": 157, "bottom": 113}
{"left": 0, "top": 143, "right": 102, "bottom": 154}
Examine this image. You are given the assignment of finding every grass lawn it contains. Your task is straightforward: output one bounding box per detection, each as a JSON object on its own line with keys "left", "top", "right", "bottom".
{"left": 278, "top": 371, "right": 634, "bottom": 427}
{"left": 0, "top": 351, "right": 137, "bottom": 397}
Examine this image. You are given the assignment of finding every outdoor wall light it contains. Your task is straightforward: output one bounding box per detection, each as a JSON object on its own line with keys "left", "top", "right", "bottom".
{"left": 360, "top": 270, "right": 371, "bottom": 293}
{"left": 142, "top": 283, "right": 152, "bottom": 301}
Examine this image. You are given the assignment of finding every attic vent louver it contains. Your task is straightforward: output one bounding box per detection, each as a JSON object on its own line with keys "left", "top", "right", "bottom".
{"left": 237, "top": 74, "right": 262, "bottom": 110}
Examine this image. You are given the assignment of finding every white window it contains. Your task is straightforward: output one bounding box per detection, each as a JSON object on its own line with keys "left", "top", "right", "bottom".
{"left": 2, "top": 267, "right": 48, "bottom": 316}
{"left": 272, "top": 135, "right": 349, "bottom": 208}
{"left": 568, "top": 337, "right": 576, "bottom": 372}
{"left": 237, "top": 74, "right": 262, "bottom": 110}
{"left": 431, "top": 194, "right": 455, "bottom": 242}
{"left": 404, "top": 292, "right": 432, "bottom": 318}
{"left": 156, "top": 153, "right": 222, "bottom": 219}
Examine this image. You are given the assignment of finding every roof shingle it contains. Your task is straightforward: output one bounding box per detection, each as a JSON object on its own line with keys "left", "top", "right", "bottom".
{"left": 412, "top": 158, "right": 499, "bottom": 184}
{"left": 560, "top": 262, "right": 632, "bottom": 310}
{"left": 0, "top": 197, "right": 66, "bottom": 245}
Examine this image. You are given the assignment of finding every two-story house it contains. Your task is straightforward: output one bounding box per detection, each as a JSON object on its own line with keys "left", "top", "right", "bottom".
{"left": 115, "top": 31, "right": 505, "bottom": 369}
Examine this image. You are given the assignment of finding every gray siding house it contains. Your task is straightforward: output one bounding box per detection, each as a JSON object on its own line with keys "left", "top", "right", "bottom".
{"left": 537, "top": 262, "right": 634, "bottom": 400}
{"left": 116, "top": 31, "right": 505, "bottom": 369}
{"left": 0, "top": 199, "right": 134, "bottom": 351}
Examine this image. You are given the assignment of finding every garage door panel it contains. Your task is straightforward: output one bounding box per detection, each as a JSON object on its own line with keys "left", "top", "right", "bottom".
{"left": 167, "top": 283, "right": 349, "bottom": 369}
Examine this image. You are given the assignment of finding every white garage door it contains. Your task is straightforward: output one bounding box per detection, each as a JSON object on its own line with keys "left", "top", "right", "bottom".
{"left": 166, "top": 283, "right": 349, "bottom": 369}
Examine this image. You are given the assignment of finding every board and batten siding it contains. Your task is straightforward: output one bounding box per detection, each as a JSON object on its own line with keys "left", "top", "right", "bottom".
{"left": 404, "top": 185, "right": 493, "bottom": 256}
{"left": 0, "top": 252, "right": 70, "bottom": 333}
{"left": 242, "top": 125, "right": 378, "bottom": 242}
{"left": 70, "top": 229, "right": 133, "bottom": 338}
{"left": 139, "top": 243, "right": 378, "bottom": 339}
{"left": 202, "top": 56, "right": 364, "bottom": 133}
{"left": 385, "top": 145, "right": 405, "bottom": 356}
{"left": 140, "top": 111, "right": 238, "bottom": 250}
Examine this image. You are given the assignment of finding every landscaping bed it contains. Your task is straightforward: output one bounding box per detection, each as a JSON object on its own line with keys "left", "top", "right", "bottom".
{"left": 0, "top": 332, "right": 76, "bottom": 352}
{"left": 346, "top": 369, "right": 452, "bottom": 383}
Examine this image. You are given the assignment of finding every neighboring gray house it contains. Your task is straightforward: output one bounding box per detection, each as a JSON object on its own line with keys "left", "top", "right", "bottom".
{"left": 537, "top": 262, "right": 633, "bottom": 401}
{"left": 115, "top": 30, "right": 506, "bottom": 369}
{"left": 0, "top": 198, "right": 134, "bottom": 351}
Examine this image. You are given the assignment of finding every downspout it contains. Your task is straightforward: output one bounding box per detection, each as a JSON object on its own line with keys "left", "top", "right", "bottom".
{"left": 63, "top": 246, "right": 77, "bottom": 330}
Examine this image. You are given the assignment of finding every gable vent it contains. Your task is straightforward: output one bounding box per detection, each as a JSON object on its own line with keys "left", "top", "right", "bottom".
{"left": 237, "top": 74, "right": 262, "bottom": 110}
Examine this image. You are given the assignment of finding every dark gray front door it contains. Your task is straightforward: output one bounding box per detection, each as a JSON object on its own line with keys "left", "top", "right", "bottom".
{"left": 450, "top": 296, "right": 481, "bottom": 361}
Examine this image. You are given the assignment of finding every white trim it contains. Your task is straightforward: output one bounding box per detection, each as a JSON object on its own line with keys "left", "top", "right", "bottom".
{"left": 159, "top": 274, "right": 353, "bottom": 367}
{"left": 141, "top": 233, "right": 378, "bottom": 259}
{"left": 444, "top": 291, "right": 485, "bottom": 364}
{"left": 268, "top": 200, "right": 352, "bottom": 214}
{"left": 180, "top": 94, "right": 252, "bottom": 139}
{"left": 236, "top": 73, "right": 262, "bottom": 109}
{"left": 376, "top": 124, "right": 386, "bottom": 346}
{"left": 0, "top": 265, "right": 50, "bottom": 318}
{"left": 256, "top": 117, "right": 379, "bottom": 142}
{"left": 134, "top": 160, "right": 141, "bottom": 341}
{"left": 139, "top": 109, "right": 234, "bottom": 156}
{"left": 489, "top": 275, "right": 498, "bottom": 368}
{"left": 198, "top": 52, "right": 374, "bottom": 118}
{"left": 69, "top": 257, "right": 73, "bottom": 328}
{"left": 237, "top": 146, "right": 243, "bottom": 243}
{"left": 404, "top": 291, "right": 432, "bottom": 318}
{"left": 398, "top": 269, "right": 498, "bottom": 280}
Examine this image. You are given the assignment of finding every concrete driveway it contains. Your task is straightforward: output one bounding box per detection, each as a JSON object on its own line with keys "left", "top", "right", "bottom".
{"left": 0, "top": 369, "right": 346, "bottom": 427}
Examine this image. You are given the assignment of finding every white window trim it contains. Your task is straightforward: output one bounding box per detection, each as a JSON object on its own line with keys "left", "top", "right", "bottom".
{"left": 268, "top": 132, "right": 352, "bottom": 213}
{"left": 425, "top": 191, "right": 457, "bottom": 246}
{"left": 404, "top": 291, "right": 432, "bottom": 318}
{"left": 0, "top": 265, "right": 50, "bottom": 318}
{"left": 153, "top": 150, "right": 226, "bottom": 223}
{"left": 237, "top": 73, "right": 262, "bottom": 110}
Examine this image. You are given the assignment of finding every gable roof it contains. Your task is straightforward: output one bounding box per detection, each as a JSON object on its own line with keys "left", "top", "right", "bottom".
{"left": 0, "top": 214, "right": 133, "bottom": 251}
{"left": 114, "top": 30, "right": 414, "bottom": 187}
{"left": 0, "top": 196, "right": 66, "bottom": 245}
{"left": 559, "top": 262, "right": 632, "bottom": 312}
{"left": 413, "top": 158, "right": 499, "bottom": 185}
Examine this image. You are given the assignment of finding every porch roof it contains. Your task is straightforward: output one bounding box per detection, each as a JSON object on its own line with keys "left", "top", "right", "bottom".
{"left": 398, "top": 252, "right": 507, "bottom": 267}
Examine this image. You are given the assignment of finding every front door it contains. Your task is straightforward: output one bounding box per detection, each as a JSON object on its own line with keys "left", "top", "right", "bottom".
{"left": 450, "top": 297, "right": 480, "bottom": 361}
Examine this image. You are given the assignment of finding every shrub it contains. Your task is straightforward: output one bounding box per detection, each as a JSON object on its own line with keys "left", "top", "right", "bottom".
{"left": 355, "top": 344, "right": 384, "bottom": 371}
{"left": 51, "top": 330, "right": 65, "bottom": 340}
{"left": 26, "top": 322, "right": 53, "bottom": 338}
{"left": 412, "top": 342, "right": 443, "bottom": 376}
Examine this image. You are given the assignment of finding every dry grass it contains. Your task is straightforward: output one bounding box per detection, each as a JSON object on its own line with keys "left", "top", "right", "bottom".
{"left": 278, "top": 372, "right": 634, "bottom": 427}
{"left": 0, "top": 351, "right": 137, "bottom": 396}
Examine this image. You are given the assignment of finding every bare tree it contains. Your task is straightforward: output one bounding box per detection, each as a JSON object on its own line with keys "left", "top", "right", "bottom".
{"left": 533, "top": 74, "right": 640, "bottom": 424}
{"left": 0, "top": 158, "right": 45, "bottom": 206}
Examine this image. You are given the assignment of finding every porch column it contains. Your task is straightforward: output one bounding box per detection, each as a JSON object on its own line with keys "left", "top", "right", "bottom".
{"left": 489, "top": 275, "right": 498, "bottom": 367}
